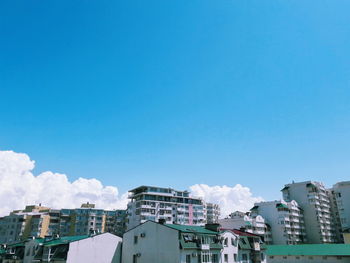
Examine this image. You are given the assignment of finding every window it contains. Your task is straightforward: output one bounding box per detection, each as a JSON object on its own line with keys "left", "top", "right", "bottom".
{"left": 242, "top": 254, "right": 248, "bottom": 260}
{"left": 133, "top": 254, "right": 138, "bottom": 263}
{"left": 261, "top": 253, "right": 265, "bottom": 261}
{"left": 224, "top": 254, "right": 228, "bottom": 262}
{"left": 224, "top": 238, "right": 228, "bottom": 246}
{"left": 186, "top": 254, "right": 191, "bottom": 263}
{"left": 134, "top": 235, "right": 138, "bottom": 244}
{"left": 234, "top": 254, "right": 237, "bottom": 261}
{"left": 212, "top": 254, "right": 218, "bottom": 263}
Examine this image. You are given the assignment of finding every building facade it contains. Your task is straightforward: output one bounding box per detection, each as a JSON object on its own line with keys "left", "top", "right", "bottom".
{"left": 0, "top": 204, "right": 127, "bottom": 244}
{"left": 282, "top": 181, "right": 336, "bottom": 243}
{"left": 219, "top": 211, "right": 273, "bottom": 244}
{"left": 1, "top": 233, "right": 122, "bottom": 263}
{"left": 220, "top": 229, "right": 267, "bottom": 263}
{"left": 122, "top": 220, "right": 222, "bottom": 263}
{"left": 126, "top": 186, "right": 206, "bottom": 230}
{"left": 0, "top": 205, "right": 59, "bottom": 244}
{"left": 331, "top": 181, "right": 350, "bottom": 241}
{"left": 205, "top": 203, "right": 220, "bottom": 224}
{"left": 250, "top": 200, "right": 306, "bottom": 245}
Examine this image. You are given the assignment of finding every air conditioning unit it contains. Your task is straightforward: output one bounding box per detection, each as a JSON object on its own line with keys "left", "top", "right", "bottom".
{"left": 140, "top": 233, "right": 146, "bottom": 237}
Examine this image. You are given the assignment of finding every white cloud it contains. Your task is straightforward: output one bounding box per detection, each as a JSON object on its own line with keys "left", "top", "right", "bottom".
{"left": 190, "top": 184, "right": 264, "bottom": 218}
{"left": 0, "top": 150, "right": 128, "bottom": 216}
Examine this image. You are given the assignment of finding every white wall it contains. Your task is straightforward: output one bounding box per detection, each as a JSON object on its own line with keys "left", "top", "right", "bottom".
{"left": 66, "top": 233, "right": 122, "bottom": 263}
{"left": 122, "top": 221, "right": 180, "bottom": 263}
{"left": 220, "top": 231, "right": 239, "bottom": 263}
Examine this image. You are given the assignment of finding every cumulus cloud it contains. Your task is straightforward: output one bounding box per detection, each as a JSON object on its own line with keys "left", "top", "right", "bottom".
{"left": 0, "top": 150, "right": 128, "bottom": 216}
{"left": 190, "top": 184, "right": 264, "bottom": 218}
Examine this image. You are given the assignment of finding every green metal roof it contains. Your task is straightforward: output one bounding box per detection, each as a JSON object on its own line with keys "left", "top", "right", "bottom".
{"left": 7, "top": 242, "right": 25, "bottom": 248}
{"left": 267, "top": 244, "right": 350, "bottom": 256}
{"left": 165, "top": 224, "right": 218, "bottom": 235}
{"left": 238, "top": 236, "right": 251, "bottom": 250}
{"left": 44, "top": 235, "right": 89, "bottom": 247}
{"left": 276, "top": 203, "right": 288, "bottom": 209}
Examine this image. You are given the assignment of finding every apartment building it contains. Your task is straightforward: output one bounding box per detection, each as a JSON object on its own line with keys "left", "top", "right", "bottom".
{"left": 122, "top": 220, "right": 222, "bottom": 263}
{"left": 0, "top": 205, "right": 59, "bottom": 244}
{"left": 0, "top": 204, "right": 127, "bottom": 244}
{"left": 105, "top": 210, "right": 127, "bottom": 237}
{"left": 219, "top": 211, "right": 273, "bottom": 244}
{"left": 59, "top": 203, "right": 107, "bottom": 236}
{"left": 250, "top": 200, "right": 306, "bottom": 245}
{"left": 59, "top": 203, "right": 127, "bottom": 237}
{"left": 205, "top": 203, "right": 220, "bottom": 224}
{"left": 330, "top": 181, "right": 350, "bottom": 241}
{"left": 282, "top": 181, "right": 336, "bottom": 243}
{"left": 126, "top": 186, "right": 206, "bottom": 230}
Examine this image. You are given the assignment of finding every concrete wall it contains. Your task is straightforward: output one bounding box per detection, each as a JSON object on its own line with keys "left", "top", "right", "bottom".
{"left": 66, "top": 233, "right": 122, "bottom": 263}
{"left": 122, "top": 221, "right": 180, "bottom": 263}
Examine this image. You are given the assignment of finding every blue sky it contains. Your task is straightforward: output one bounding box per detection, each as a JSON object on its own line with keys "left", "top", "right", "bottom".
{"left": 1, "top": 0, "right": 350, "bottom": 200}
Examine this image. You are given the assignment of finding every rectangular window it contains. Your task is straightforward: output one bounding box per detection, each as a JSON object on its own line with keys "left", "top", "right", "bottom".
{"left": 133, "top": 255, "right": 137, "bottom": 263}
{"left": 224, "top": 254, "right": 228, "bottom": 262}
{"left": 234, "top": 254, "right": 237, "bottom": 261}
{"left": 134, "top": 235, "right": 138, "bottom": 244}
{"left": 212, "top": 254, "right": 218, "bottom": 263}
{"left": 186, "top": 254, "right": 191, "bottom": 263}
{"left": 242, "top": 254, "right": 248, "bottom": 260}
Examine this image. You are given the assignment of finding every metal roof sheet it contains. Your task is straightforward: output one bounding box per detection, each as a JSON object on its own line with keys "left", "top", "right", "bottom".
{"left": 267, "top": 244, "right": 350, "bottom": 256}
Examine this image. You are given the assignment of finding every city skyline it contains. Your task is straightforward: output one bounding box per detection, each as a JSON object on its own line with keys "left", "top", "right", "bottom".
{"left": 1, "top": 1, "right": 350, "bottom": 217}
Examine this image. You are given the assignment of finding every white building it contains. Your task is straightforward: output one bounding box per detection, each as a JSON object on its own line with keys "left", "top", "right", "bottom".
{"left": 205, "top": 203, "right": 220, "bottom": 224}
{"left": 281, "top": 181, "right": 336, "bottom": 243}
{"left": 122, "top": 220, "right": 222, "bottom": 263}
{"left": 219, "top": 211, "right": 272, "bottom": 244}
{"left": 250, "top": 200, "right": 306, "bottom": 245}
{"left": 220, "top": 229, "right": 267, "bottom": 263}
{"left": 126, "top": 186, "right": 206, "bottom": 230}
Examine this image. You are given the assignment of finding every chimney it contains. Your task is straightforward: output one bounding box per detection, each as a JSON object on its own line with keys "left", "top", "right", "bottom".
{"left": 205, "top": 223, "right": 220, "bottom": 232}
{"left": 158, "top": 219, "right": 166, "bottom": 225}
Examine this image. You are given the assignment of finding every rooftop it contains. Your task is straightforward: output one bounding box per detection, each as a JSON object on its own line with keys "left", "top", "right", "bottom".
{"left": 165, "top": 224, "right": 218, "bottom": 235}
{"left": 267, "top": 244, "right": 350, "bottom": 256}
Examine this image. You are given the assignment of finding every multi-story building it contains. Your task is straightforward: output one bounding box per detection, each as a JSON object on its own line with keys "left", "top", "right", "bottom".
{"left": 126, "top": 186, "right": 206, "bottom": 230}
{"left": 219, "top": 211, "right": 273, "bottom": 244}
{"left": 250, "top": 200, "right": 306, "bottom": 245}
{"left": 205, "top": 203, "right": 220, "bottom": 224}
{"left": 59, "top": 203, "right": 127, "bottom": 237}
{"left": 0, "top": 205, "right": 58, "bottom": 244}
{"left": 105, "top": 210, "right": 127, "bottom": 237}
{"left": 282, "top": 181, "right": 336, "bottom": 243}
{"left": 330, "top": 181, "right": 350, "bottom": 242}
{"left": 122, "top": 220, "right": 222, "bottom": 263}
{"left": 0, "top": 204, "right": 127, "bottom": 243}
